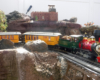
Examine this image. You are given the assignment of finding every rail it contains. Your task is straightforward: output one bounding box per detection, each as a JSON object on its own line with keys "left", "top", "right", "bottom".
{"left": 58, "top": 52, "right": 100, "bottom": 80}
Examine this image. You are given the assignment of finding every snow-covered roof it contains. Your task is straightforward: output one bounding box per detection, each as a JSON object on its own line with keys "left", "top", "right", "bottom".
{"left": 23, "top": 32, "right": 61, "bottom": 36}
{"left": 70, "top": 35, "right": 83, "bottom": 38}
{"left": 0, "top": 32, "right": 21, "bottom": 35}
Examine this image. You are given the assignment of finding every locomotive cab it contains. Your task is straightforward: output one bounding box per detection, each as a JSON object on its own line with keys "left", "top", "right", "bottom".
{"left": 89, "top": 36, "right": 95, "bottom": 43}
{"left": 83, "top": 32, "right": 88, "bottom": 42}
{"left": 70, "top": 35, "right": 83, "bottom": 42}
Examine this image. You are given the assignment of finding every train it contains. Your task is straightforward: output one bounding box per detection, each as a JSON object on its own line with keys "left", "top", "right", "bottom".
{"left": 58, "top": 30, "right": 100, "bottom": 63}
{"left": 0, "top": 30, "right": 100, "bottom": 63}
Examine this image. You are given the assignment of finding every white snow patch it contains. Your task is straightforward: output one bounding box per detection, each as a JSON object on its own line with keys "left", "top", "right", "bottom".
{"left": 16, "top": 47, "right": 34, "bottom": 80}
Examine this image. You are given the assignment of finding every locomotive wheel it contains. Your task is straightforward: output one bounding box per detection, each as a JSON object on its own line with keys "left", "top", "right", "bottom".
{"left": 81, "top": 51, "right": 91, "bottom": 59}
{"left": 65, "top": 48, "right": 67, "bottom": 51}
{"left": 83, "top": 51, "right": 96, "bottom": 60}
{"left": 95, "top": 58, "right": 99, "bottom": 62}
{"left": 83, "top": 53, "right": 89, "bottom": 58}
{"left": 79, "top": 51, "right": 84, "bottom": 56}
{"left": 73, "top": 51, "right": 76, "bottom": 54}
{"left": 76, "top": 51, "right": 79, "bottom": 55}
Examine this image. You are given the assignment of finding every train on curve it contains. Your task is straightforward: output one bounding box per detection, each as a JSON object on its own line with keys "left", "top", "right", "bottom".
{"left": 0, "top": 30, "right": 100, "bottom": 63}
{"left": 59, "top": 30, "right": 100, "bottom": 63}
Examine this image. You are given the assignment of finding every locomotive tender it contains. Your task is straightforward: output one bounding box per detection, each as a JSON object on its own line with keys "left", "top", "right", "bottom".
{"left": 0, "top": 30, "right": 100, "bottom": 63}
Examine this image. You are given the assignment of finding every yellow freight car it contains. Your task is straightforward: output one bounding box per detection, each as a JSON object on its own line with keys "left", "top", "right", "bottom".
{"left": 23, "top": 32, "right": 61, "bottom": 45}
{"left": 0, "top": 32, "right": 21, "bottom": 43}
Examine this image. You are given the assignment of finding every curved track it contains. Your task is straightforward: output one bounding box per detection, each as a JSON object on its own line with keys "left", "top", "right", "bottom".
{"left": 59, "top": 52, "right": 100, "bottom": 75}
{"left": 50, "top": 48, "right": 100, "bottom": 75}
{"left": 67, "top": 52, "right": 100, "bottom": 67}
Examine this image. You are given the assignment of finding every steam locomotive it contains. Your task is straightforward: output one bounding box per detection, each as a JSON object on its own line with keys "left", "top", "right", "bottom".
{"left": 58, "top": 30, "right": 100, "bottom": 63}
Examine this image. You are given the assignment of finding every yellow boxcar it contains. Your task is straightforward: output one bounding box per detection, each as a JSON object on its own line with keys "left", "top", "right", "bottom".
{"left": 0, "top": 32, "right": 21, "bottom": 43}
{"left": 23, "top": 32, "right": 61, "bottom": 45}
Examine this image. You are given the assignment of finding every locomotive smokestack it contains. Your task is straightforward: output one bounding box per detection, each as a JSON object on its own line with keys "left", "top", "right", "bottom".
{"left": 93, "top": 30, "right": 100, "bottom": 42}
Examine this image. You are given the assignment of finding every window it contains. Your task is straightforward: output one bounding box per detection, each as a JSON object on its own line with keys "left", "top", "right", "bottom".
{"left": 31, "top": 35, "right": 33, "bottom": 40}
{"left": 5, "top": 35, "right": 7, "bottom": 39}
{"left": 26, "top": 35, "right": 29, "bottom": 40}
{"left": 11, "top": 35, "right": 14, "bottom": 40}
{"left": 8, "top": 35, "right": 10, "bottom": 39}
{"left": 29, "top": 35, "right": 31, "bottom": 40}
{"left": 1, "top": 36, "right": 3, "bottom": 39}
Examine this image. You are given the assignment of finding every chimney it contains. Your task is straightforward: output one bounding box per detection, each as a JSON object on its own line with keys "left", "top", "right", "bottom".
{"left": 48, "top": 5, "right": 56, "bottom": 12}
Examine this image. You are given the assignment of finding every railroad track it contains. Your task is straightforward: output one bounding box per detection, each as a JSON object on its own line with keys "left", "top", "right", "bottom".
{"left": 60, "top": 52, "right": 100, "bottom": 80}
{"left": 50, "top": 48, "right": 100, "bottom": 75}
{"left": 67, "top": 52, "right": 100, "bottom": 67}
{"left": 59, "top": 52, "right": 100, "bottom": 74}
